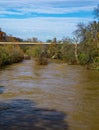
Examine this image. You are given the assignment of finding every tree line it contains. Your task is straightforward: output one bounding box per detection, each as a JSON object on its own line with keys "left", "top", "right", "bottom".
{"left": 0, "top": 5, "right": 99, "bottom": 69}
{"left": 24, "top": 5, "right": 99, "bottom": 69}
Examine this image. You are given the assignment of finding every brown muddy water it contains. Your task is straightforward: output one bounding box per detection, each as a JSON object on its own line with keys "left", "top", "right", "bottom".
{"left": 0, "top": 60, "right": 99, "bottom": 130}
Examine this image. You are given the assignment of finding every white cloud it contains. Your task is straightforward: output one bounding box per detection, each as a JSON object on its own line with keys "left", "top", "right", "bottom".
{"left": 0, "top": 0, "right": 97, "bottom": 41}
{"left": 0, "top": 17, "right": 93, "bottom": 41}
{"left": 17, "top": 5, "right": 95, "bottom": 14}
{"left": 0, "top": 11, "right": 21, "bottom": 15}
{"left": 0, "top": 0, "right": 98, "bottom": 15}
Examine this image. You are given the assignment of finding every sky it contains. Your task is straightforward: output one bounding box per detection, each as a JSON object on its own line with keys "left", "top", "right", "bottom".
{"left": 0, "top": 0, "right": 98, "bottom": 41}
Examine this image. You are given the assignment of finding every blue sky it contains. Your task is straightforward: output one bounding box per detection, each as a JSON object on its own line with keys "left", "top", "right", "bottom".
{"left": 0, "top": 0, "right": 98, "bottom": 41}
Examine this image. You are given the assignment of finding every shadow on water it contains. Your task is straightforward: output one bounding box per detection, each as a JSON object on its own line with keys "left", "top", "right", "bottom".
{"left": 0, "top": 86, "right": 5, "bottom": 94}
{"left": 0, "top": 99, "right": 68, "bottom": 130}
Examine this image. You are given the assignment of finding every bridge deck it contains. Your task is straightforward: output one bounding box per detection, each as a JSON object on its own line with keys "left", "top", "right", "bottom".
{"left": 0, "top": 42, "right": 51, "bottom": 44}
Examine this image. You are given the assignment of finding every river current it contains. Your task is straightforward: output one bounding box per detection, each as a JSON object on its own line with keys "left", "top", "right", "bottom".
{"left": 0, "top": 60, "right": 99, "bottom": 130}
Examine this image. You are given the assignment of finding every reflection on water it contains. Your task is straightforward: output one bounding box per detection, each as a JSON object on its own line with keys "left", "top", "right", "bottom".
{"left": 0, "top": 60, "right": 99, "bottom": 130}
{"left": 0, "top": 86, "right": 5, "bottom": 94}
{"left": 0, "top": 99, "right": 68, "bottom": 130}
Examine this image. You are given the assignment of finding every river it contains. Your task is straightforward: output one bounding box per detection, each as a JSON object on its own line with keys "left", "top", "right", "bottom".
{"left": 0, "top": 60, "right": 99, "bottom": 130}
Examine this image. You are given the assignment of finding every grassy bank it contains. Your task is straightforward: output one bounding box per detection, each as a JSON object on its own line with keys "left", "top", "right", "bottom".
{"left": 0, "top": 45, "right": 24, "bottom": 67}
{"left": 24, "top": 43, "right": 99, "bottom": 69}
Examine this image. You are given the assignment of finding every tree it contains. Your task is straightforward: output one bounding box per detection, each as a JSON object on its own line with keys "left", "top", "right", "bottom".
{"left": 0, "top": 28, "right": 7, "bottom": 41}
{"left": 93, "top": 4, "right": 99, "bottom": 21}
{"left": 52, "top": 37, "right": 57, "bottom": 43}
{"left": 62, "top": 37, "right": 73, "bottom": 44}
{"left": 46, "top": 39, "right": 52, "bottom": 43}
{"left": 73, "top": 23, "right": 88, "bottom": 44}
{"left": 32, "top": 37, "right": 38, "bottom": 43}
{"left": 73, "top": 36, "right": 79, "bottom": 64}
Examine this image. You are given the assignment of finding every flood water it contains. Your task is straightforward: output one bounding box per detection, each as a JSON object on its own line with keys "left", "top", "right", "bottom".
{"left": 0, "top": 60, "right": 99, "bottom": 130}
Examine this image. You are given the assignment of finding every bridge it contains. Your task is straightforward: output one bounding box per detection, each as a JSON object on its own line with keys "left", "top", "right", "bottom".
{"left": 0, "top": 42, "right": 51, "bottom": 45}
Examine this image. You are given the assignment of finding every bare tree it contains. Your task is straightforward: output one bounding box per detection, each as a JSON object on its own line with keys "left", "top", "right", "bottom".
{"left": 93, "top": 4, "right": 99, "bottom": 21}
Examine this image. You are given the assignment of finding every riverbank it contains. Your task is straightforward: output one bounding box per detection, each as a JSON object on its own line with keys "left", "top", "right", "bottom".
{"left": 0, "top": 45, "right": 24, "bottom": 68}
{"left": 24, "top": 44, "right": 99, "bottom": 70}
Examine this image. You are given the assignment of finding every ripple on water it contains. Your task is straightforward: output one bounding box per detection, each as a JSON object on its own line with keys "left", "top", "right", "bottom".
{"left": 0, "top": 60, "right": 99, "bottom": 130}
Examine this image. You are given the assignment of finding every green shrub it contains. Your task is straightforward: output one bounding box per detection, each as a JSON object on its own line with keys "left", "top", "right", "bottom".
{"left": 78, "top": 53, "right": 89, "bottom": 65}
{"left": 26, "top": 45, "right": 42, "bottom": 58}
{"left": 0, "top": 45, "right": 24, "bottom": 67}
